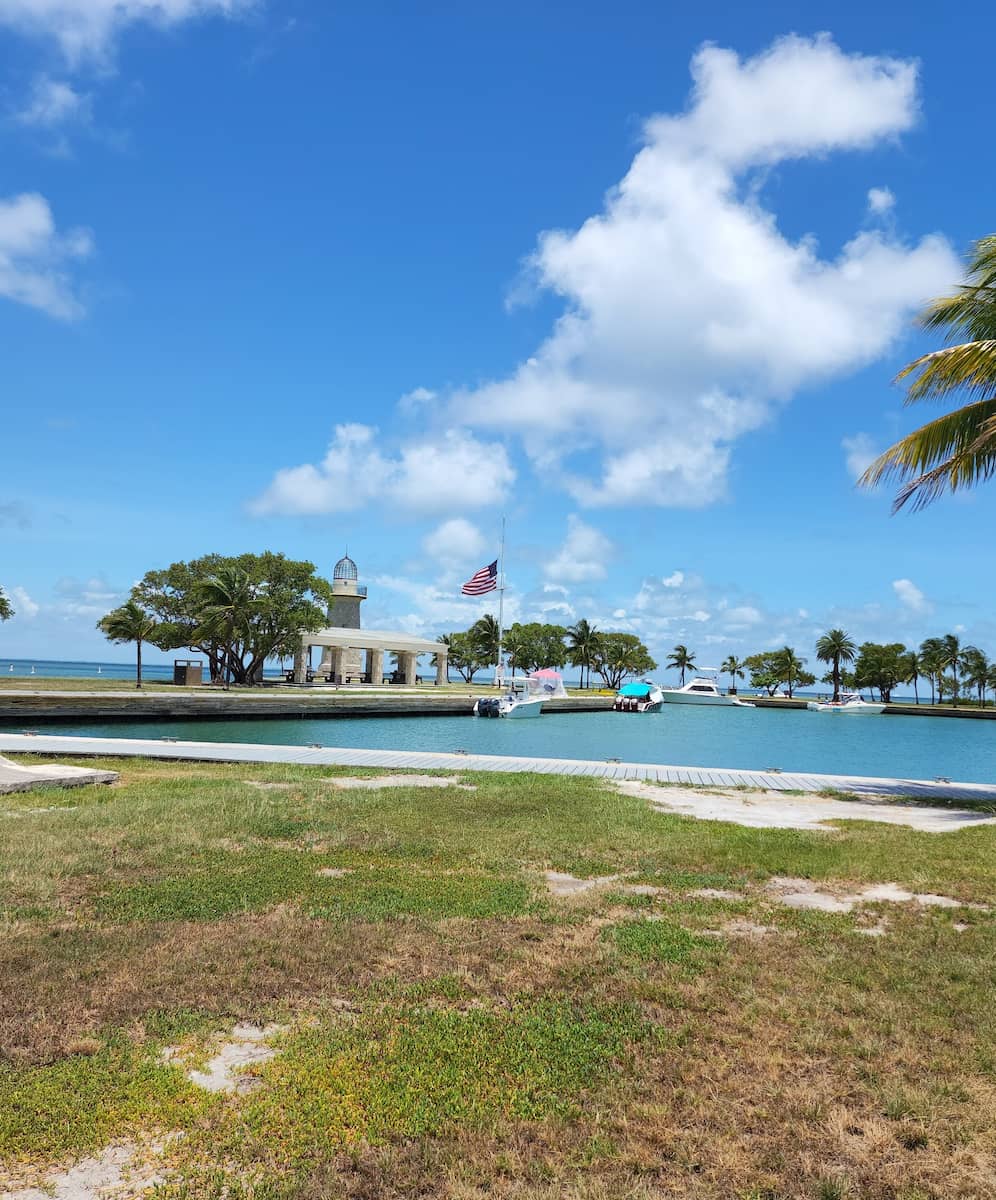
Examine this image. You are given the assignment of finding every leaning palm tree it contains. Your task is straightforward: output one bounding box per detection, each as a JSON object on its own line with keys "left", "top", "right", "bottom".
{"left": 919, "top": 636, "right": 945, "bottom": 706}
{"left": 860, "top": 235, "right": 996, "bottom": 511}
{"left": 815, "top": 628, "right": 857, "bottom": 703}
{"left": 666, "top": 644, "right": 696, "bottom": 686}
{"left": 0, "top": 586, "right": 13, "bottom": 622}
{"left": 899, "top": 649, "right": 922, "bottom": 705}
{"left": 567, "top": 619, "right": 601, "bottom": 689}
{"left": 720, "top": 655, "right": 745, "bottom": 695}
{"left": 98, "top": 600, "right": 159, "bottom": 689}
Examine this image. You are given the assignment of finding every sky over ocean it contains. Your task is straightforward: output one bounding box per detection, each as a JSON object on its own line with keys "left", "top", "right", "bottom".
{"left": 2, "top": 1, "right": 995, "bottom": 677}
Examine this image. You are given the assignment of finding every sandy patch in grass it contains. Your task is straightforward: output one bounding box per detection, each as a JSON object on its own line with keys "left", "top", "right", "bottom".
{"left": 544, "top": 869, "right": 621, "bottom": 896}
{"left": 614, "top": 780, "right": 995, "bottom": 832}
{"left": 162, "top": 1022, "right": 286, "bottom": 1095}
{"left": 245, "top": 774, "right": 476, "bottom": 792}
{"left": 1, "top": 1135, "right": 174, "bottom": 1200}
{"left": 766, "top": 877, "right": 989, "bottom": 914}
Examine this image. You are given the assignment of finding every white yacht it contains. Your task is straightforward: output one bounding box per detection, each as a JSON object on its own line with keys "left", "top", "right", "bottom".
{"left": 659, "top": 676, "right": 753, "bottom": 707}
{"left": 806, "top": 692, "right": 885, "bottom": 715}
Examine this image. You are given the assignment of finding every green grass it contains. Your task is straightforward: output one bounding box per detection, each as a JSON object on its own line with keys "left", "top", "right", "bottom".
{"left": 2, "top": 754, "right": 995, "bottom": 1199}
{"left": 0, "top": 1036, "right": 209, "bottom": 1160}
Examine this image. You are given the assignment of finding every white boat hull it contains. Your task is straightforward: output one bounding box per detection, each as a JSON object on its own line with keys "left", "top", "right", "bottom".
{"left": 660, "top": 690, "right": 749, "bottom": 707}
{"left": 502, "top": 697, "right": 544, "bottom": 719}
{"left": 806, "top": 701, "right": 885, "bottom": 715}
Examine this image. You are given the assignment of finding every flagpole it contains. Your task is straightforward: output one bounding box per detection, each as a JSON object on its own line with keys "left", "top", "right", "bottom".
{"left": 496, "top": 515, "right": 505, "bottom": 686}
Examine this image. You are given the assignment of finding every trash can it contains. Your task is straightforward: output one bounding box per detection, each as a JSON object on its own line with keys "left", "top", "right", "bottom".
{"left": 173, "top": 659, "right": 203, "bottom": 685}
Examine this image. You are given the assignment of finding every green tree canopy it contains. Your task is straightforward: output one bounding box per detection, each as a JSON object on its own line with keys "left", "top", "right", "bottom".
{"left": 567, "top": 619, "right": 602, "bottom": 689}
{"left": 97, "top": 600, "right": 159, "bottom": 689}
{"left": 444, "top": 631, "right": 491, "bottom": 683}
{"left": 853, "top": 642, "right": 908, "bottom": 703}
{"left": 591, "top": 633, "right": 657, "bottom": 690}
{"left": 131, "top": 552, "right": 332, "bottom": 685}
{"left": 502, "top": 623, "right": 569, "bottom": 674}
{"left": 0, "top": 587, "right": 12, "bottom": 622}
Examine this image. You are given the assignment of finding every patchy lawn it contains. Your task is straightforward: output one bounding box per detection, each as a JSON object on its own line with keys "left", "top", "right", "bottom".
{"left": 1, "top": 756, "right": 994, "bottom": 1199}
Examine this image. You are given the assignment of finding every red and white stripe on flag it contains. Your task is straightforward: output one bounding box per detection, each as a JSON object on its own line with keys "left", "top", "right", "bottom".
{"left": 461, "top": 559, "right": 498, "bottom": 596}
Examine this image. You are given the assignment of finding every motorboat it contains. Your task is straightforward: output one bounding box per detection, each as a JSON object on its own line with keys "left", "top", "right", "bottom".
{"left": 613, "top": 680, "right": 664, "bottom": 713}
{"left": 806, "top": 692, "right": 885, "bottom": 715}
{"left": 659, "top": 675, "right": 753, "bottom": 707}
{"left": 474, "top": 671, "right": 563, "bottom": 719}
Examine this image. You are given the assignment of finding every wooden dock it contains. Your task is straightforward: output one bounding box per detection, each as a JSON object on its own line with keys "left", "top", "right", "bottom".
{"left": 2, "top": 732, "right": 995, "bottom": 804}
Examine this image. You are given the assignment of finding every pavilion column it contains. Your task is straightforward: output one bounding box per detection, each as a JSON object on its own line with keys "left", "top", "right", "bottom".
{"left": 293, "top": 644, "right": 309, "bottom": 684}
{"left": 435, "top": 651, "right": 447, "bottom": 686}
{"left": 369, "top": 649, "right": 384, "bottom": 685}
{"left": 402, "top": 651, "right": 418, "bottom": 685}
{"left": 329, "top": 647, "right": 345, "bottom": 683}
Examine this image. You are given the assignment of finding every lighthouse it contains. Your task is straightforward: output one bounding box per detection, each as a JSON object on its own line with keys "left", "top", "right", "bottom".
{"left": 318, "top": 554, "right": 367, "bottom": 677}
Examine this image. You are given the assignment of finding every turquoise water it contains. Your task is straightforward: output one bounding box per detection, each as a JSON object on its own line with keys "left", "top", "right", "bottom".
{"left": 23, "top": 705, "right": 996, "bottom": 783}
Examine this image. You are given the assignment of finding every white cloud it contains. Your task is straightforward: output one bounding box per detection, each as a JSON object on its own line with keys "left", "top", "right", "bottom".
{"left": 893, "top": 578, "right": 929, "bottom": 613}
{"left": 250, "top": 424, "right": 515, "bottom": 517}
{"left": 0, "top": 192, "right": 92, "bottom": 319}
{"left": 0, "top": 0, "right": 255, "bottom": 64}
{"left": 662, "top": 571, "right": 684, "bottom": 588}
{"left": 545, "top": 515, "right": 614, "bottom": 583}
{"left": 448, "top": 35, "right": 956, "bottom": 508}
{"left": 422, "top": 518, "right": 486, "bottom": 569}
{"left": 723, "top": 604, "right": 763, "bottom": 628}
{"left": 842, "top": 432, "right": 880, "bottom": 481}
{"left": 867, "top": 186, "right": 896, "bottom": 214}
{"left": 398, "top": 386, "right": 436, "bottom": 415}
{"left": 14, "top": 76, "right": 90, "bottom": 127}
{"left": 10, "top": 586, "right": 39, "bottom": 619}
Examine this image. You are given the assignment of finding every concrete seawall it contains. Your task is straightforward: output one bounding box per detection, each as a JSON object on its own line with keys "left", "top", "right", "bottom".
{"left": 0, "top": 690, "right": 615, "bottom": 724}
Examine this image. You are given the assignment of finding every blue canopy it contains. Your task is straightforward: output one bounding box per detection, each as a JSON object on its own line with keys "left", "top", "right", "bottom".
{"left": 618, "top": 682, "right": 652, "bottom": 697}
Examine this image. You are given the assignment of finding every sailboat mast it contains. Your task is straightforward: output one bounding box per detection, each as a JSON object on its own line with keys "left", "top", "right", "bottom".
{"left": 496, "top": 515, "right": 505, "bottom": 684}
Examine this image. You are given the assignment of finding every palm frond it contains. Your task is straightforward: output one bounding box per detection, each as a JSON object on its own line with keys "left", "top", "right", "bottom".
{"left": 895, "top": 340, "right": 996, "bottom": 404}
{"left": 859, "top": 399, "right": 996, "bottom": 511}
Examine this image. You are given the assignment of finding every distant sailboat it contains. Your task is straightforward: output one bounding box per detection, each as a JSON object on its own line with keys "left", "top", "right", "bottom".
{"left": 7, "top": 665, "right": 12, "bottom": 672}
{"left": 30, "top": 666, "right": 35, "bottom": 675}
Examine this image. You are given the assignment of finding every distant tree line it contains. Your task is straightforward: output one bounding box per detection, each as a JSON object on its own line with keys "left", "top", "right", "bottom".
{"left": 437, "top": 617, "right": 656, "bottom": 688}
{"left": 684, "top": 630, "right": 996, "bottom": 706}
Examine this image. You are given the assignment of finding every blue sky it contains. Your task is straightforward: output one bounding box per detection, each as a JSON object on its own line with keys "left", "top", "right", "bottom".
{"left": 2, "top": 0, "right": 995, "bottom": 676}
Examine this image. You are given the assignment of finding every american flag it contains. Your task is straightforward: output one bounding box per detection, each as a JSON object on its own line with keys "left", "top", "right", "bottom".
{"left": 461, "top": 559, "right": 498, "bottom": 596}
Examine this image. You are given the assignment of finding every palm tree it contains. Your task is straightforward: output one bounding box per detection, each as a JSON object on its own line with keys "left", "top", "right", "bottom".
{"left": 567, "top": 619, "right": 601, "bottom": 689}
{"left": 938, "top": 633, "right": 970, "bottom": 705}
{"left": 720, "top": 655, "right": 745, "bottom": 695}
{"left": 963, "top": 647, "right": 989, "bottom": 707}
{"left": 194, "top": 566, "right": 256, "bottom": 690}
{"left": 470, "top": 614, "right": 501, "bottom": 666}
{"left": 919, "top": 637, "right": 945, "bottom": 706}
{"left": 860, "top": 235, "right": 996, "bottom": 511}
{"left": 899, "top": 650, "right": 922, "bottom": 705}
{"left": 774, "top": 646, "right": 807, "bottom": 698}
{"left": 666, "top": 644, "right": 696, "bottom": 686}
{"left": 98, "top": 601, "right": 159, "bottom": 689}
{"left": 0, "top": 587, "right": 13, "bottom": 622}
{"left": 987, "top": 664, "right": 996, "bottom": 707}
{"left": 815, "top": 628, "right": 857, "bottom": 703}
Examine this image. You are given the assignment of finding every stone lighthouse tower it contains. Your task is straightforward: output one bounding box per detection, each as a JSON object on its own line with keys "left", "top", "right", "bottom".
{"left": 319, "top": 554, "right": 366, "bottom": 677}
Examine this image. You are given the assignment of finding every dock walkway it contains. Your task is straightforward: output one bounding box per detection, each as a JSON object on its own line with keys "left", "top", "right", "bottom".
{"left": 2, "top": 733, "right": 995, "bottom": 804}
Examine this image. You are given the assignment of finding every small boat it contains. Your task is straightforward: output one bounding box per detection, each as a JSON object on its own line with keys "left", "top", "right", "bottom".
{"left": 613, "top": 680, "right": 664, "bottom": 713}
{"left": 806, "top": 692, "right": 885, "bottom": 715}
{"left": 659, "top": 675, "right": 753, "bottom": 707}
{"left": 474, "top": 682, "right": 543, "bottom": 719}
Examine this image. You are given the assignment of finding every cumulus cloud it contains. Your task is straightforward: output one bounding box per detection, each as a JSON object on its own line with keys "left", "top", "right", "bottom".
{"left": 0, "top": 192, "right": 92, "bottom": 318}
{"left": 842, "top": 432, "right": 880, "bottom": 480}
{"left": 867, "top": 186, "right": 896, "bottom": 214}
{"left": 545, "top": 515, "right": 614, "bottom": 583}
{"left": 14, "top": 76, "right": 90, "bottom": 127}
{"left": 449, "top": 35, "right": 957, "bottom": 507}
{"left": 250, "top": 424, "right": 515, "bottom": 517}
{"left": 662, "top": 571, "right": 684, "bottom": 588}
{"left": 893, "top": 577, "right": 929, "bottom": 613}
{"left": 0, "top": 0, "right": 254, "bottom": 64}
{"left": 10, "top": 586, "right": 39, "bottom": 619}
{"left": 422, "top": 518, "right": 486, "bottom": 569}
